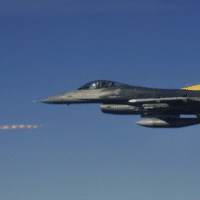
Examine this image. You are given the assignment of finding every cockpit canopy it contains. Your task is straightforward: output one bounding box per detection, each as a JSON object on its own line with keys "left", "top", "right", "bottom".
{"left": 77, "top": 80, "right": 125, "bottom": 90}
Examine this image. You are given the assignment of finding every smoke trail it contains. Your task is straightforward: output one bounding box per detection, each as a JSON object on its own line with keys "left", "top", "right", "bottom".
{"left": 0, "top": 124, "right": 44, "bottom": 130}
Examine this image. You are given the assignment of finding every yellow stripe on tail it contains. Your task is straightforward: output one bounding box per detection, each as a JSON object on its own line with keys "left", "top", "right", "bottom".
{"left": 182, "top": 85, "right": 200, "bottom": 90}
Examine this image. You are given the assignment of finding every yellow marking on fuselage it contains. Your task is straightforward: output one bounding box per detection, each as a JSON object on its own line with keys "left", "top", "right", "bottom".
{"left": 182, "top": 85, "right": 200, "bottom": 90}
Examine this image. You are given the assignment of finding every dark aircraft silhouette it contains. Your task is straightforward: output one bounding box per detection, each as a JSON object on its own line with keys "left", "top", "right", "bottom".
{"left": 37, "top": 80, "right": 200, "bottom": 128}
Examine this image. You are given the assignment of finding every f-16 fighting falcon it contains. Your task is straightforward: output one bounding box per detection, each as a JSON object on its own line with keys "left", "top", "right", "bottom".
{"left": 36, "top": 80, "right": 200, "bottom": 128}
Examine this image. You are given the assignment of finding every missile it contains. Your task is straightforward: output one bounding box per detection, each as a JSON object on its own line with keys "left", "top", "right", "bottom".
{"left": 101, "top": 104, "right": 141, "bottom": 114}
{"left": 136, "top": 118, "right": 200, "bottom": 128}
{"left": 101, "top": 103, "right": 171, "bottom": 115}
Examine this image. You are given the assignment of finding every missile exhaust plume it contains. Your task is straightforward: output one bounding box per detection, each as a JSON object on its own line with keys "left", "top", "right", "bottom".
{"left": 0, "top": 124, "right": 44, "bottom": 130}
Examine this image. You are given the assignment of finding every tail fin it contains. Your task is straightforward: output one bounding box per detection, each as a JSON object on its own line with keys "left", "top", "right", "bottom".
{"left": 181, "top": 85, "right": 200, "bottom": 90}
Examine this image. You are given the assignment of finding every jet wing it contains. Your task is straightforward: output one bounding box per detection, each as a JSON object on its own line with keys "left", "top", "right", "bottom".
{"left": 128, "top": 97, "right": 200, "bottom": 105}
{"left": 128, "top": 96, "right": 200, "bottom": 119}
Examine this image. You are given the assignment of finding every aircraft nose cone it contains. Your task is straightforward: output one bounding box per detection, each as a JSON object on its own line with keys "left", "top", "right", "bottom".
{"left": 135, "top": 121, "right": 141, "bottom": 125}
{"left": 38, "top": 93, "right": 67, "bottom": 104}
{"left": 40, "top": 97, "right": 50, "bottom": 103}
{"left": 40, "top": 96, "right": 57, "bottom": 103}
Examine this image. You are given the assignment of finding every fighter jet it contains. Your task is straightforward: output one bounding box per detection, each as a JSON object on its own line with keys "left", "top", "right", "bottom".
{"left": 37, "top": 80, "right": 200, "bottom": 128}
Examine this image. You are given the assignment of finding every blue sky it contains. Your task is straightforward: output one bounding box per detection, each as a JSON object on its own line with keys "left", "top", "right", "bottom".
{"left": 0, "top": 0, "right": 200, "bottom": 199}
